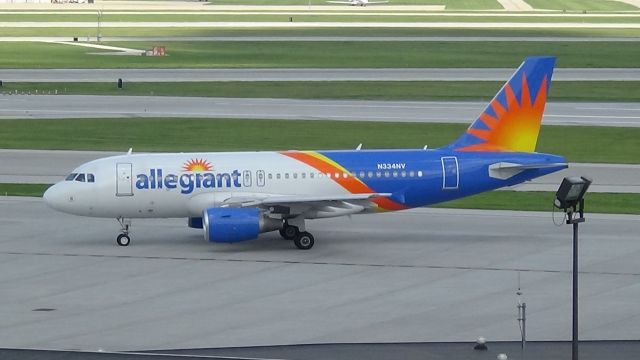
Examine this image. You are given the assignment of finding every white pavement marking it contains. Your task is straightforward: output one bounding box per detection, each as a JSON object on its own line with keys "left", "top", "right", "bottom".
{"left": 497, "top": 0, "right": 534, "bottom": 11}
{"left": 616, "top": 0, "right": 640, "bottom": 9}
{"left": 43, "top": 40, "right": 145, "bottom": 55}
{"left": 2, "top": 21, "right": 640, "bottom": 28}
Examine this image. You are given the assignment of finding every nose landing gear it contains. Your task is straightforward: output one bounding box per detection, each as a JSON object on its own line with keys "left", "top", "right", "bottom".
{"left": 116, "top": 217, "right": 131, "bottom": 246}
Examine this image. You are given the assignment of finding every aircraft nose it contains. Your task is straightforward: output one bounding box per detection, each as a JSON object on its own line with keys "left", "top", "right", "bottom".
{"left": 43, "top": 183, "right": 65, "bottom": 211}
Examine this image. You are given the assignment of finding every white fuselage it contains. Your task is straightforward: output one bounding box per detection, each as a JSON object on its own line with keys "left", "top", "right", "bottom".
{"left": 44, "top": 152, "right": 368, "bottom": 219}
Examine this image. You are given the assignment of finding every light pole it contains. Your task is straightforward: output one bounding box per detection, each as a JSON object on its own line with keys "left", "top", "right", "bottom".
{"left": 554, "top": 176, "right": 592, "bottom": 360}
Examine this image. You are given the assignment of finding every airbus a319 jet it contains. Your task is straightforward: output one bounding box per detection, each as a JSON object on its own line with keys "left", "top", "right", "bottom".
{"left": 44, "top": 57, "right": 567, "bottom": 250}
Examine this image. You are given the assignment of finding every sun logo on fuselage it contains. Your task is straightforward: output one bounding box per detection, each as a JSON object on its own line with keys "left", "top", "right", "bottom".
{"left": 182, "top": 158, "right": 212, "bottom": 172}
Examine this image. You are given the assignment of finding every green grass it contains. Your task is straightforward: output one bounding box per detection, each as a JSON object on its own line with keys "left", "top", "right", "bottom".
{"left": 434, "top": 191, "right": 640, "bottom": 214}
{"left": 207, "top": 0, "right": 502, "bottom": 8}
{"left": 4, "top": 81, "right": 640, "bottom": 102}
{"left": 525, "top": 0, "right": 638, "bottom": 11}
{"left": 0, "top": 118, "right": 637, "bottom": 164}
{"left": 2, "top": 184, "right": 636, "bottom": 214}
{"left": 0, "top": 184, "right": 50, "bottom": 197}
{"left": 1, "top": 41, "right": 640, "bottom": 68}
{"left": 2, "top": 27, "right": 640, "bottom": 37}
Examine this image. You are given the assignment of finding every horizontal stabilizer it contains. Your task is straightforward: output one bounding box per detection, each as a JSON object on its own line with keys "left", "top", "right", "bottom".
{"left": 489, "top": 162, "right": 567, "bottom": 180}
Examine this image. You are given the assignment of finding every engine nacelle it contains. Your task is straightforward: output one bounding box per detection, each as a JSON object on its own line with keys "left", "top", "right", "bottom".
{"left": 202, "top": 208, "right": 281, "bottom": 243}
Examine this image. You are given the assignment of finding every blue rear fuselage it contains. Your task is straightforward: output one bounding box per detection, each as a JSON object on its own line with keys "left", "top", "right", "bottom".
{"left": 318, "top": 149, "right": 567, "bottom": 208}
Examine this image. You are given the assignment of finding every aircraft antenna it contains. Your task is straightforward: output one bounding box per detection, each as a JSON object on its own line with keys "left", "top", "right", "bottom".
{"left": 127, "top": 148, "right": 133, "bottom": 155}
{"left": 356, "top": 144, "right": 363, "bottom": 150}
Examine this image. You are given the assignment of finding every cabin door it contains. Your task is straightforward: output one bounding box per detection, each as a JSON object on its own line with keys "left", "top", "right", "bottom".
{"left": 441, "top": 156, "right": 459, "bottom": 190}
{"left": 116, "top": 163, "right": 133, "bottom": 196}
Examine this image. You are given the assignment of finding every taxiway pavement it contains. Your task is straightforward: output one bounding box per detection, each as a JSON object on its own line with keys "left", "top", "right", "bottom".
{"left": 2, "top": 68, "right": 639, "bottom": 82}
{"left": 1, "top": 149, "right": 638, "bottom": 193}
{"left": 1, "top": 197, "right": 639, "bottom": 351}
{"left": 1, "top": 96, "right": 639, "bottom": 127}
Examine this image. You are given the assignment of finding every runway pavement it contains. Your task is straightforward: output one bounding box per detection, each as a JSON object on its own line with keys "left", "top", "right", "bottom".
{"left": 2, "top": 68, "right": 639, "bottom": 82}
{"left": 1, "top": 96, "right": 639, "bottom": 127}
{"left": 1, "top": 196, "right": 639, "bottom": 351}
{"left": 1, "top": 149, "right": 638, "bottom": 193}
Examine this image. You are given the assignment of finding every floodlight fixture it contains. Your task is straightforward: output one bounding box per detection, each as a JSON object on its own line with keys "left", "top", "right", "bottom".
{"left": 554, "top": 176, "right": 592, "bottom": 211}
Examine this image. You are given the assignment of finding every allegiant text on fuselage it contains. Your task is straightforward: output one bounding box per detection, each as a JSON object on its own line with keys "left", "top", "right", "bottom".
{"left": 136, "top": 169, "right": 242, "bottom": 194}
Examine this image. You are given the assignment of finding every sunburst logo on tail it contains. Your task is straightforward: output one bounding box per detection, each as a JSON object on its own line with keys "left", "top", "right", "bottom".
{"left": 448, "top": 56, "right": 555, "bottom": 153}
{"left": 459, "top": 74, "right": 548, "bottom": 153}
{"left": 182, "top": 158, "right": 212, "bottom": 172}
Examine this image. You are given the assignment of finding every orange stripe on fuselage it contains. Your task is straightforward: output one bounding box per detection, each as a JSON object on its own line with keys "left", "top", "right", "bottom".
{"left": 280, "top": 151, "right": 407, "bottom": 211}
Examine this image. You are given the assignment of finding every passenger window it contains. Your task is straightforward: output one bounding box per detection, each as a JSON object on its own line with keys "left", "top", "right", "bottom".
{"left": 368, "top": 171, "right": 373, "bottom": 178}
{"left": 318, "top": 173, "right": 323, "bottom": 178}
{"left": 310, "top": 173, "right": 315, "bottom": 179}
{"left": 293, "top": 173, "right": 298, "bottom": 179}
{"left": 359, "top": 171, "right": 365, "bottom": 178}
{"left": 276, "top": 173, "right": 281, "bottom": 180}
{"left": 401, "top": 171, "right": 407, "bottom": 178}
{"left": 285, "top": 173, "right": 289, "bottom": 179}
{"left": 343, "top": 173, "right": 348, "bottom": 178}
{"left": 393, "top": 171, "right": 398, "bottom": 178}
{"left": 409, "top": 171, "right": 415, "bottom": 177}
{"left": 75, "top": 173, "right": 86, "bottom": 182}
{"left": 87, "top": 174, "right": 95, "bottom": 183}
{"left": 384, "top": 171, "right": 390, "bottom": 178}
{"left": 268, "top": 173, "right": 273, "bottom": 180}
{"left": 65, "top": 173, "right": 78, "bottom": 181}
{"left": 418, "top": 170, "right": 423, "bottom": 177}
{"left": 301, "top": 173, "right": 306, "bottom": 179}
{"left": 376, "top": 171, "right": 382, "bottom": 178}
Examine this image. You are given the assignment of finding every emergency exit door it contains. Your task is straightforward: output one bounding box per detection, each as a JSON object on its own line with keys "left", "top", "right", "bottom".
{"left": 116, "top": 163, "right": 133, "bottom": 196}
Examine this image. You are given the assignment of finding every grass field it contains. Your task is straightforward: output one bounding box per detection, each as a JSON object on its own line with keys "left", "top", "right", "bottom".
{"left": 0, "top": 118, "right": 637, "bottom": 164}
{"left": 2, "top": 27, "right": 640, "bottom": 37}
{"left": 4, "top": 81, "right": 640, "bottom": 102}
{"left": 2, "top": 41, "right": 640, "bottom": 68}
{"left": 433, "top": 191, "right": 640, "bottom": 214}
{"left": 1, "top": 184, "right": 636, "bottom": 214}
{"left": 206, "top": 0, "right": 502, "bottom": 9}
{"left": 525, "top": 0, "right": 638, "bottom": 11}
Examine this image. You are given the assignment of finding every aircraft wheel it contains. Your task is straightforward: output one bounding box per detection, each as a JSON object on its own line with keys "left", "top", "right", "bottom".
{"left": 280, "top": 225, "right": 299, "bottom": 240}
{"left": 294, "top": 232, "right": 314, "bottom": 250}
{"left": 116, "top": 234, "right": 131, "bottom": 246}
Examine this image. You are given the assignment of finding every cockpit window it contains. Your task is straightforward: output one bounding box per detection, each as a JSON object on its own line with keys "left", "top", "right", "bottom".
{"left": 65, "top": 173, "right": 78, "bottom": 181}
{"left": 75, "top": 173, "right": 86, "bottom": 182}
{"left": 87, "top": 174, "right": 95, "bottom": 183}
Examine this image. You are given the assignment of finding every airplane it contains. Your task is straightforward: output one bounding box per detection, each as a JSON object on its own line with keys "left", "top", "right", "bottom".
{"left": 44, "top": 56, "right": 567, "bottom": 250}
{"left": 326, "top": 0, "right": 389, "bottom": 6}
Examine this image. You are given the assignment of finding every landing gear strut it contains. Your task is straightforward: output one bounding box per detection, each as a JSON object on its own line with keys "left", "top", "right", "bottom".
{"left": 116, "top": 217, "right": 131, "bottom": 246}
{"left": 279, "top": 223, "right": 299, "bottom": 240}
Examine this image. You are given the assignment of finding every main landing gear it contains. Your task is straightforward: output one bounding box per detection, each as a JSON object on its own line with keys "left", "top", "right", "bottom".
{"left": 280, "top": 221, "right": 315, "bottom": 250}
{"left": 116, "top": 217, "right": 131, "bottom": 246}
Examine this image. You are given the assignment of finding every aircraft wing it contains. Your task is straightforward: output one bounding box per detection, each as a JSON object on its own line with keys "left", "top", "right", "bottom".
{"left": 218, "top": 193, "right": 391, "bottom": 218}
{"left": 326, "top": 1, "right": 354, "bottom": 3}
